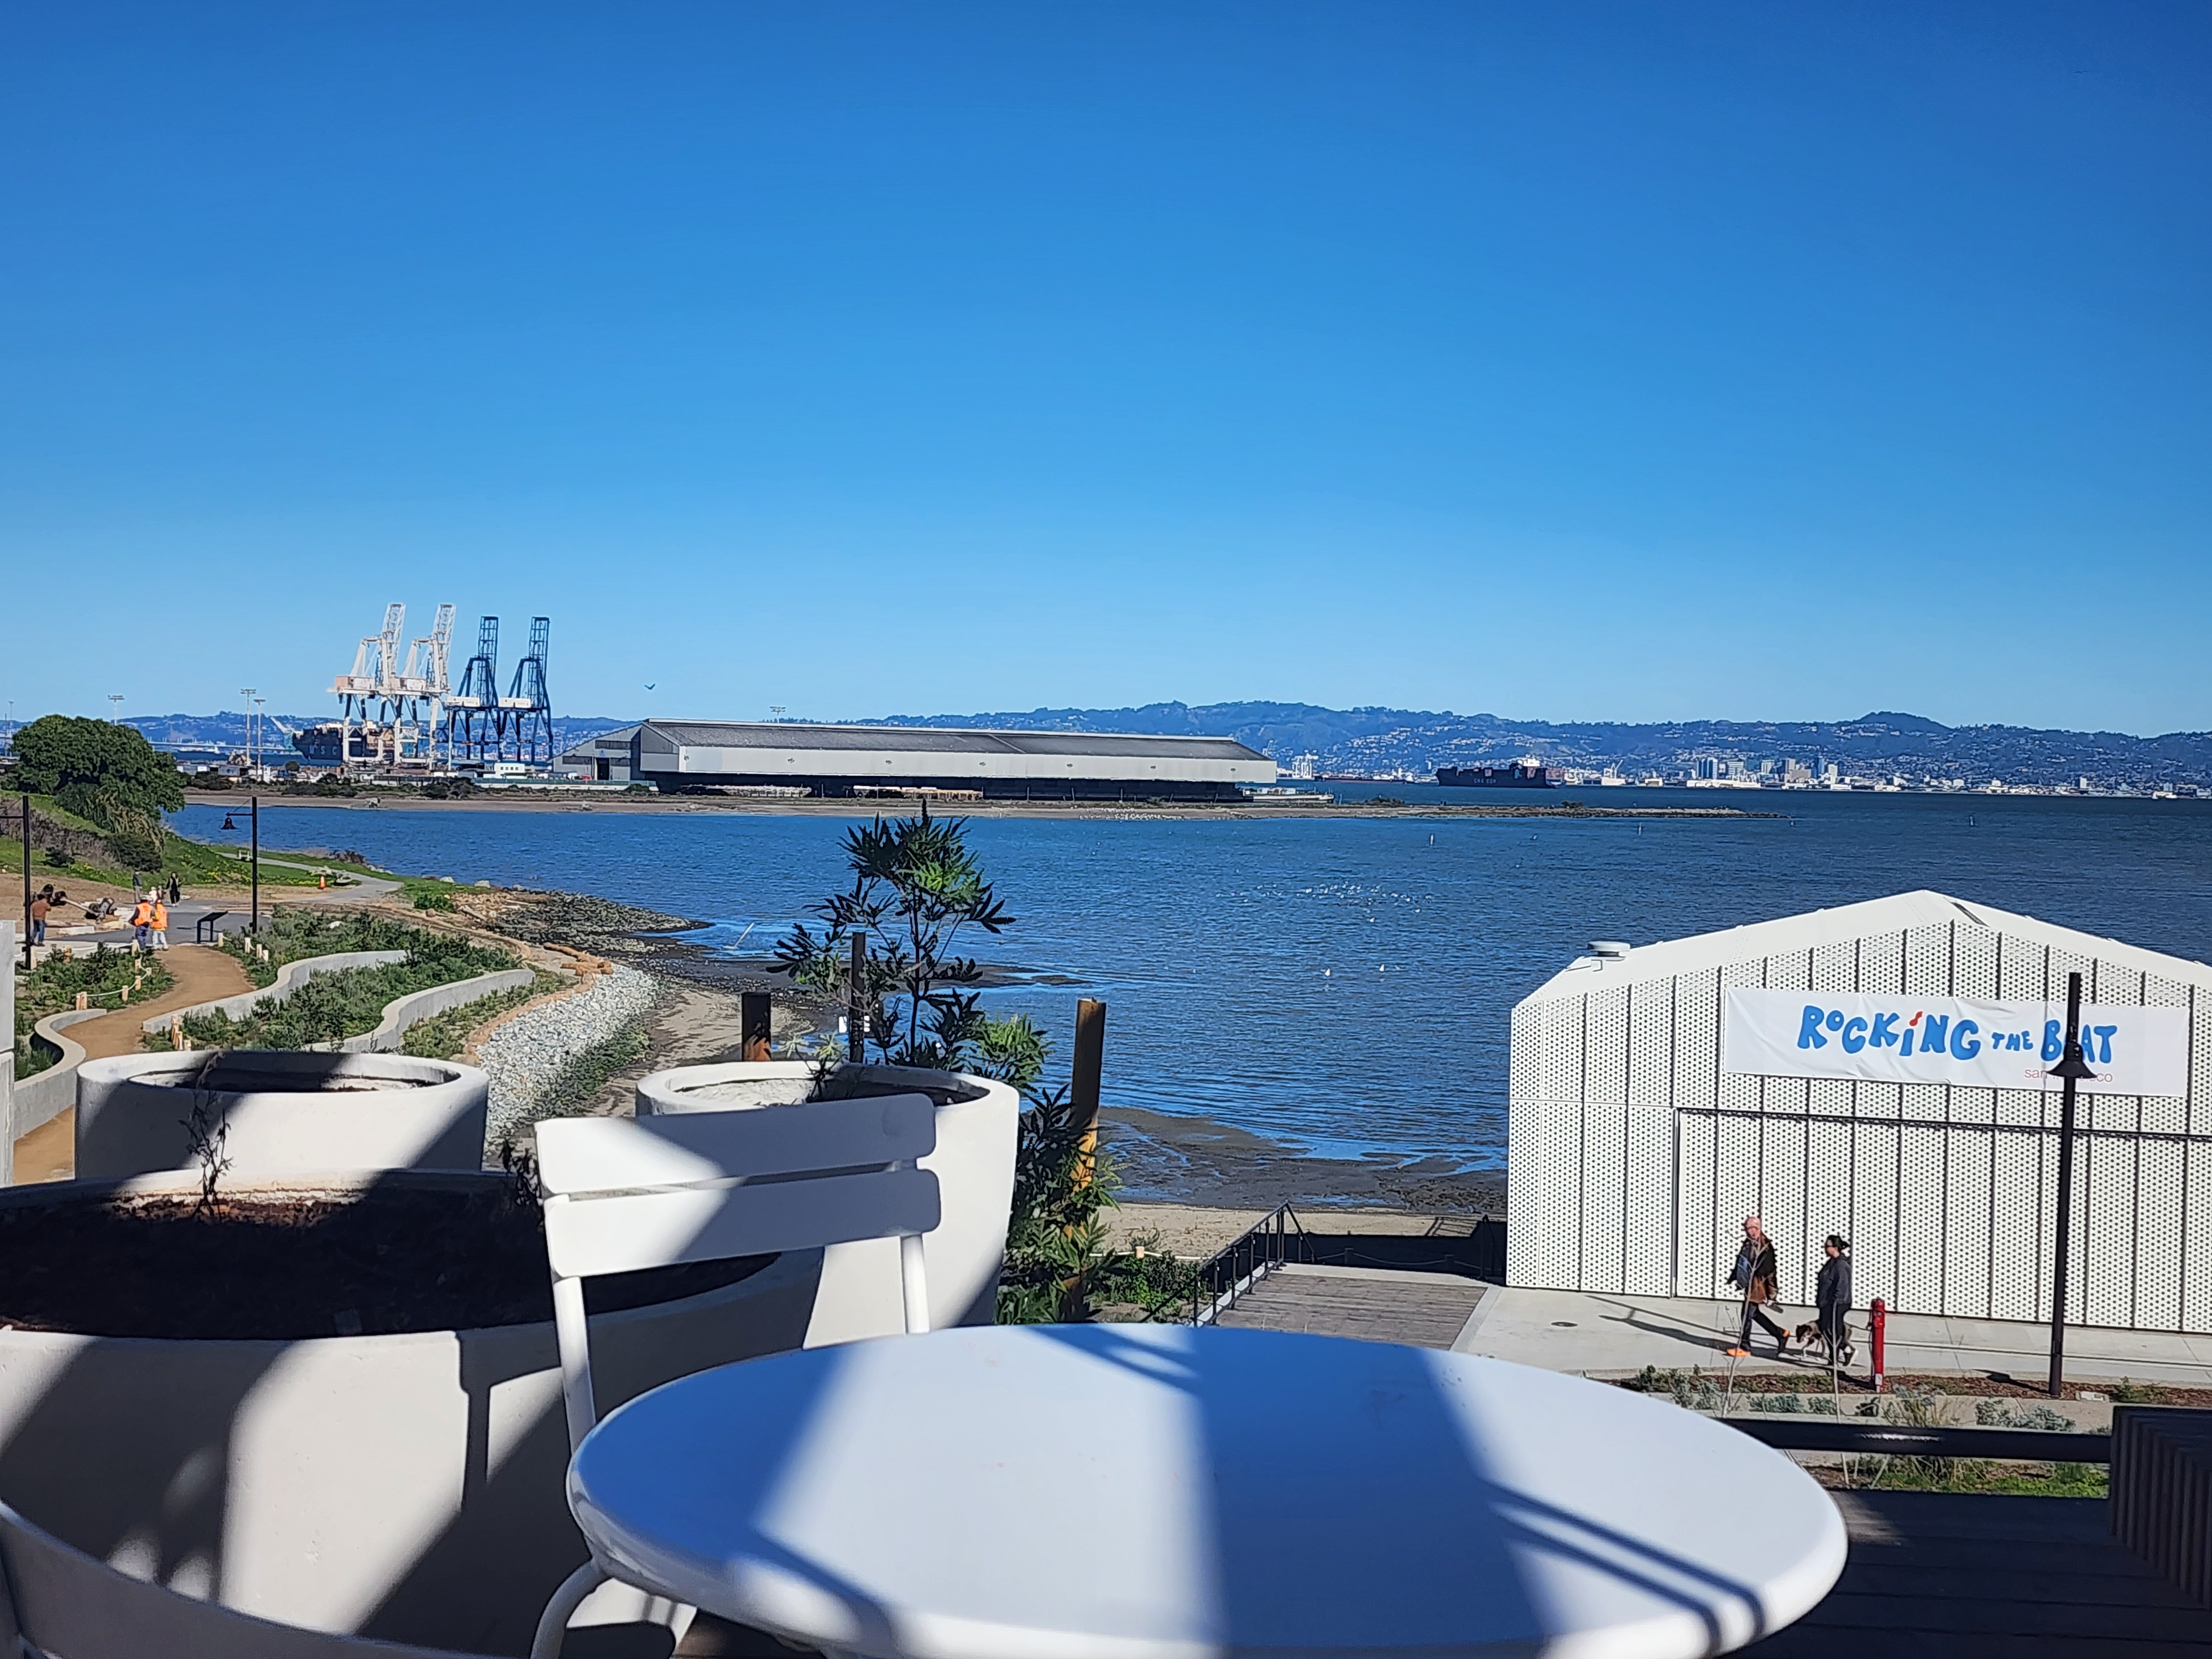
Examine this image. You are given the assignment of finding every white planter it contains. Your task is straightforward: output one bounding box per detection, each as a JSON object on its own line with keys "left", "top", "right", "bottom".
{"left": 76, "top": 1051, "right": 492, "bottom": 1181}
{"left": 0, "top": 1171, "right": 822, "bottom": 1654}
{"left": 635, "top": 1060, "right": 1018, "bottom": 1342}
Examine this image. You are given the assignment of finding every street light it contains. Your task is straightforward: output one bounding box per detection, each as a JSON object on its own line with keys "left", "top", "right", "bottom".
{"left": 254, "top": 696, "right": 268, "bottom": 774}
{"left": 241, "top": 688, "right": 257, "bottom": 777}
{"left": 2047, "top": 971, "right": 2096, "bottom": 1399}
{"left": 107, "top": 694, "right": 123, "bottom": 723}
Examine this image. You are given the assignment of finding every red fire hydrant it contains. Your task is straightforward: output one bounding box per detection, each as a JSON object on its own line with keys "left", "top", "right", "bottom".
{"left": 1870, "top": 1298, "right": 1887, "bottom": 1393}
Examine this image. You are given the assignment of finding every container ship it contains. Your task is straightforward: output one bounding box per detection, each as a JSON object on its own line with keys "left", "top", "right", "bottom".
{"left": 1434, "top": 761, "right": 1562, "bottom": 789}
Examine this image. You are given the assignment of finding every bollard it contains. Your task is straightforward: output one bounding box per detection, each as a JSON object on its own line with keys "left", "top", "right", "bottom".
{"left": 170, "top": 1013, "right": 184, "bottom": 1051}
{"left": 1871, "top": 1298, "right": 1887, "bottom": 1392}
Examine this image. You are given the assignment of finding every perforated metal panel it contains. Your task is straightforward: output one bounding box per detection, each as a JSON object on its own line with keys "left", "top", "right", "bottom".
{"left": 1806, "top": 1118, "right": 1853, "bottom": 1280}
{"left": 1904, "top": 924, "right": 1952, "bottom": 995}
{"left": 1955, "top": 925, "right": 1999, "bottom": 998}
{"left": 1812, "top": 940, "right": 1855, "bottom": 994}
{"left": 1943, "top": 1126, "right": 1994, "bottom": 1318}
{"left": 1901, "top": 1082, "right": 1945, "bottom": 1125}
{"left": 1718, "top": 960, "right": 1761, "bottom": 1114}
{"left": 1859, "top": 930, "right": 1906, "bottom": 996}
{"left": 2083, "top": 1131, "right": 2133, "bottom": 1328}
{"left": 2185, "top": 1140, "right": 2212, "bottom": 1332}
{"left": 2193, "top": 987, "right": 2212, "bottom": 1139}
{"left": 1627, "top": 978, "right": 1673, "bottom": 1108}
{"left": 1714, "top": 1113, "right": 1762, "bottom": 1291}
{"left": 1950, "top": 1085, "right": 1996, "bottom": 1129}
{"left": 1676, "top": 1109, "right": 1719, "bottom": 1297}
{"left": 1582, "top": 1099, "right": 1626, "bottom": 1292}
{"left": 2138, "top": 1138, "right": 2185, "bottom": 1332}
{"left": 1676, "top": 969, "right": 1719, "bottom": 1108}
{"left": 1587, "top": 986, "right": 1629, "bottom": 1109}
{"left": 1897, "top": 1126, "right": 1947, "bottom": 1313}
{"left": 1998, "top": 932, "right": 2048, "bottom": 1001}
{"left": 1767, "top": 947, "right": 1812, "bottom": 992}
{"left": 1807, "top": 1077, "right": 1849, "bottom": 1120}
{"left": 1624, "top": 1100, "right": 1673, "bottom": 1295}
{"left": 1762, "top": 1115, "right": 1808, "bottom": 1303}
{"left": 1990, "top": 1127, "right": 2044, "bottom": 1321}
{"left": 1852, "top": 1120, "right": 1898, "bottom": 1315}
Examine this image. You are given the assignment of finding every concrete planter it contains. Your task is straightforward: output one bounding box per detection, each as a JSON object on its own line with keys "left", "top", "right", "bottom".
{"left": 0, "top": 1170, "right": 820, "bottom": 1655}
{"left": 635, "top": 1060, "right": 1018, "bottom": 1341}
{"left": 143, "top": 951, "right": 409, "bottom": 1033}
{"left": 76, "top": 1051, "right": 492, "bottom": 1181}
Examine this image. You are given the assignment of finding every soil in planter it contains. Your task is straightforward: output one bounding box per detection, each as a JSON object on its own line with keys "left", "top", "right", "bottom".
{"left": 0, "top": 1183, "right": 774, "bottom": 1340}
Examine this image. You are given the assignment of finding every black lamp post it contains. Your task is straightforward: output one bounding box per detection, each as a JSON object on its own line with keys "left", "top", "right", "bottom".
{"left": 2047, "top": 971, "right": 2095, "bottom": 1399}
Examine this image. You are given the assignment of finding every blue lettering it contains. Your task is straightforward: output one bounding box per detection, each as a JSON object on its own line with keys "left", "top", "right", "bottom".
{"left": 2093, "top": 1025, "right": 2117, "bottom": 1066}
{"left": 1919, "top": 1014, "right": 1949, "bottom": 1059}
{"left": 1826, "top": 1009, "right": 1845, "bottom": 1031}
{"left": 1952, "top": 1019, "right": 1981, "bottom": 1060}
{"left": 1798, "top": 1005, "right": 1829, "bottom": 1050}
{"left": 1871, "top": 1012, "right": 1901, "bottom": 1049}
{"left": 1840, "top": 1016, "right": 1869, "bottom": 1053}
{"left": 2043, "top": 1020, "right": 2063, "bottom": 1062}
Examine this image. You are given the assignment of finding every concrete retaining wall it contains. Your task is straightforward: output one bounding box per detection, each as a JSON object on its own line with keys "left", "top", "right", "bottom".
{"left": 142, "top": 951, "right": 409, "bottom": 1036}
{"left": 9, "top": 1010, "right": 105, "bottom": 1152}
{"left": 336, "top": 969, "right": 538, "bottom": 1055}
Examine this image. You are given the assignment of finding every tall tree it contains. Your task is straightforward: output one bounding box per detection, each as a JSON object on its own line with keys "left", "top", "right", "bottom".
{"left": 12, "top": 714, "right": 185, "bottom": 827}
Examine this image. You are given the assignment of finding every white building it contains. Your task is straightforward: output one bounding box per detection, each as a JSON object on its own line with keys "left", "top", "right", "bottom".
{"left": 1508, "top": 891, "right": 2212, "bottom": 1335}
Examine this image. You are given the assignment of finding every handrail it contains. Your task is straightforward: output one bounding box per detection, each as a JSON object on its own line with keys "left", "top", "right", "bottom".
{"left": 1188, "top": 1204, "right": 1310, "bottom": 1325}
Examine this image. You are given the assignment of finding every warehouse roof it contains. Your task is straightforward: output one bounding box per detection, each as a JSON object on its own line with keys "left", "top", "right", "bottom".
{"left": 1523, "top": 889, "right": 2212, "bottom": 1005}
{"left": 635, "top": 720, "right": 1264, "bottom": 763}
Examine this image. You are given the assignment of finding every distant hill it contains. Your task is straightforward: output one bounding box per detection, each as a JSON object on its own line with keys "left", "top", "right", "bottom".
{"left": 869, "top": 703, "right": 2212, "bottom": 789}
{"left": 79, "top": 705, "right": 2212, "bottom": 788}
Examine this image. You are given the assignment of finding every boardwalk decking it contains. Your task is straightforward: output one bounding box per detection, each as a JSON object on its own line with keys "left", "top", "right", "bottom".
{"left": 1747, "top": 1490, "right": 2212, "bottom": 1657}
{"left": 1209, "top": 1263, "right": 1488, "bottom": 1349}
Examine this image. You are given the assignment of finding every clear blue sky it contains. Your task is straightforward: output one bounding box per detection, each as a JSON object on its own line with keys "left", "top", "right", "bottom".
{"left": 4, "top": 3, "right": 2207, "bottom": 733}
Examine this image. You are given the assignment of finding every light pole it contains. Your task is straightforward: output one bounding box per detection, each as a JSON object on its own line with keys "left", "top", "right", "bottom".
{"left": 254, "top": 696, "right": 268, "bottom": 774}
{"left": 107, "top": 694, "right": 123, "bottom": 723}
{"left": 2047, "top": 971, "right": 2095, "bottom": 1398}
{"left": 240, "top": 688, "right": 257, "bottom": 778}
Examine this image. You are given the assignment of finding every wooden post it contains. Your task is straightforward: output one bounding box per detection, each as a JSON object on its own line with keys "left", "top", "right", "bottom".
{"left": 1071, "top": 997, "right": 1107, "bottom": 1183}
{"left": 847, "top": 932, "right": 867, "bottom": 1065}
{"left": 740, "top": 991, "right": 772, "bottom": 1062}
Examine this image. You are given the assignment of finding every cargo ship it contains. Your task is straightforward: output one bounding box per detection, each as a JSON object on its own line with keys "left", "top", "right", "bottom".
{"left": 1434, "top": 761, "right": 1562, "bottom": 789}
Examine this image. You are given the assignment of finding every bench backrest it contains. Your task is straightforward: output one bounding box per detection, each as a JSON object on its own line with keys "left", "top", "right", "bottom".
{"left": 535, "top": 1095, "right": 940, "bottom": 1451}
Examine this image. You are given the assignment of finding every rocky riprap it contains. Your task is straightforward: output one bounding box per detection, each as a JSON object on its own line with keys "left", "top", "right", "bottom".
{"left": 478, "top": 964, "right": 658, "bottom": 1146}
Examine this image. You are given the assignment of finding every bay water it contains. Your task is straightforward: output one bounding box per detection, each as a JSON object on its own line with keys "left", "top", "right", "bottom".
{"left": 173, "top": 791, "right": 2212, "bottom": 1193}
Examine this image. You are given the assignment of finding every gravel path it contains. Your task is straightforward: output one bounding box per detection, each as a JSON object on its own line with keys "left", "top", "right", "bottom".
{"left": 478, "top": 964, "right": 658, "bottom": 1146}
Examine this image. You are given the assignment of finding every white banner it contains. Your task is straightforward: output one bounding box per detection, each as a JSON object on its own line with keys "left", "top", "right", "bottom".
{"left": 1723, "top": 988, "right": 2190, "bottom": 1098}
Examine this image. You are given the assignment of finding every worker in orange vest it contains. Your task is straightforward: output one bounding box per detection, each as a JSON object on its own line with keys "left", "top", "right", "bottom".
{"left": 131, "top": 894, "right": 154, "bottom": 952}
{"left": 149, "top": 894, "right": 170, "bottom": 950}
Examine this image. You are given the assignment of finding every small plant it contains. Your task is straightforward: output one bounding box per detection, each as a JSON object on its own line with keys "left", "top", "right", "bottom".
{"left": 180, "top": 1052, "right": 233, "bottom": 1217}
{"left": 1749, "top": 1393, "right": 1805, "bottom": 1414}
{"left": 2110, "top": 1378, "right": 2160, "bottom": 1404}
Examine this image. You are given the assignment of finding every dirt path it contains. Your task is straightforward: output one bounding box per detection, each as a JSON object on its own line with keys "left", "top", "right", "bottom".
{"left": 11, "top": 945, "right": 255, "bottom": 1183}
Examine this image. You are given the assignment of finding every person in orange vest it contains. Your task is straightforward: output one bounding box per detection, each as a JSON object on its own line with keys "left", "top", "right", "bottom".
{"left": 131, "top": 893, "right": 154, "bottom": 952}
{"left": 149, "top": 893, "right": 170, "bottom": 951}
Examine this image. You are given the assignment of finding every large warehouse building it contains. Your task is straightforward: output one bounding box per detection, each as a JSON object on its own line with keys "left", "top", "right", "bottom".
{"left": 1508, "top": 891, "right": 2212, "bottom": 1335}
{"left": 560, "top": 719, "right": 1276, "bottom": 800}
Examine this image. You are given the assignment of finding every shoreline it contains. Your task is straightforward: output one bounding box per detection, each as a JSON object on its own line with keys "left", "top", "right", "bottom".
{"left": 182, "top": 790, "right": 1768, "bottom": 822}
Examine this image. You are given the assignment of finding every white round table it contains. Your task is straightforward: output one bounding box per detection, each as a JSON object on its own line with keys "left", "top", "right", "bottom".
{"left": 569, "top": 1324, "right": 1845, "bottom": 1659}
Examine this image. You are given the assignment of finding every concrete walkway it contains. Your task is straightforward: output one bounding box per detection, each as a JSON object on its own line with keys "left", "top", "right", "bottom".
{"left": 11, "top": 943, "right": 255, "bottom": 1183}
{"left": 1457, "top": 1284, "right": 2212, "bottom": 1387}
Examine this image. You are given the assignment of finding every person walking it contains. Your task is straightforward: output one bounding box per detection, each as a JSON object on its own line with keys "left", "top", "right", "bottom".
{"left": 1727, "top": 1215, "right": 1789, "bottom": 1358}
{"left": 1813, "top": 1236, "right": 1853, "bottom": 1367}
{"left": 29, "top": 889, "right": 51, "bottom": 947}
{"left": 149, "top": 893, "right": 170, "bottom": 950}
{"left": 168, "top": 874, "right": 181, "bottom": 905}
{"left": 131, "top": 891, "right": 154, "bottom": 952}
